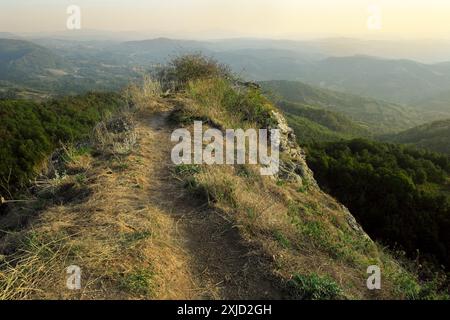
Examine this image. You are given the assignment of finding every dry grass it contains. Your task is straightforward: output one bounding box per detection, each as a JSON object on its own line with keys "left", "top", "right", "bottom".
{"left": 174, "top": 156, "right": 416, "bottom": 299}
{"left": 92, "top": 120, "right": 137, "bottom": 156}
{"left": 0, "top": 231, "right": 72, "bottom": 299}
{"left": 0, "top": 80, "right": 192, "bottom": 299}
{"left": 0, "top": 73, "right": 425, "bottom": 300}
{"left": 125, "top": 75, "right": 163, "bottom": 112}
{"left": 166, "top": 75, "right": 423, "bottom": 299}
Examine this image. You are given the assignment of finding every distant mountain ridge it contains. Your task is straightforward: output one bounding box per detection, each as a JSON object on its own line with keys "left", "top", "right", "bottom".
{"left": 0, "top": 38, "right": 137, "bottom": 95}
{"left": 297, "top": 55, "right": 450, "bottom": 106}
{"left": 260, "top": 80, "right": 422, "bottom": 134}
{"left": 1, "top": 36, "right": 450, "bottom": 125}
{"left": 0, "top": 39, "right": 69, "bottom": 82}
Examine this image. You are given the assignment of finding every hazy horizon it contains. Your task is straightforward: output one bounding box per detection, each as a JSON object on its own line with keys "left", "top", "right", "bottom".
{"left": 2, "top": 0, "right": 450, "bottom": 41}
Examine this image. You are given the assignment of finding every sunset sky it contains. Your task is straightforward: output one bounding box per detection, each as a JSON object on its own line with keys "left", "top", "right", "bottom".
{"left": 1, "top": 0, "right": 450, "bottom": 39}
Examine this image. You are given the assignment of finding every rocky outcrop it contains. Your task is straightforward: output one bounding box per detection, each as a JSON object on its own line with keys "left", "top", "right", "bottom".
{"left": 270, "top": 110, "right": 372, "bottom": 241}
{"left": 270, "top": 110, "right": 317, "bottom": 188}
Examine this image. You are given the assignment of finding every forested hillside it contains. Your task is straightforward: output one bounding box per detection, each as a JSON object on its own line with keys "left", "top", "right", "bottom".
{"left": 383, "top": 119, "right": 450, "bottom": 155}
{"left": 278, "top": 100, "right": 371, "bottom": 143}
{"left": 305, "top": 139, "right": 450, "bottom": 268}
{"left": 0, "top": 39, "right": 68, "bottom": 81}
{"left": 260, "top": 80, "right": 422, "bottom": 134}
{"left": 298, "top": 55, "right": 450, "bottom": 105}
{"left": 0, "top": 93, "right": 124, "bottom": 192}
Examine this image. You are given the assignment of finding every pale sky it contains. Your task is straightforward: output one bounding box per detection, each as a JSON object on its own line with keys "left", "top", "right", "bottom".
{"left": 1, "top": 0, "right": 450, "bottom": 39}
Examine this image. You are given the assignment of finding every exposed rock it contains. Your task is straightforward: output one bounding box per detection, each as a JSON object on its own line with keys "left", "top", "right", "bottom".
{"left": 341, "top": 204, "right": 373, "bottom": 241}
{"left": 270, "top": 110, "right": 317, "bottom": 188}
{"left": 270, "top": 110, "right": 372, "bottom": 242}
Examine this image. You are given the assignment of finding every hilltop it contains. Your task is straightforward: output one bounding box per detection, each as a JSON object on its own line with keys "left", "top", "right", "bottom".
{"left": 0, "top": 56, "right": 445, "bottom": 300}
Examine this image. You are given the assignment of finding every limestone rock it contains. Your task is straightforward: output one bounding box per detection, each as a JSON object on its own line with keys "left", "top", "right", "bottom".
{"left": 270, "top": 110, "right": 317, "bottom": 188}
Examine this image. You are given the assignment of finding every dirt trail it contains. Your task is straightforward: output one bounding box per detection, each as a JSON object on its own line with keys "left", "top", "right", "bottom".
{"left": 135, "top": 108, "right": 283, "bottom": 299}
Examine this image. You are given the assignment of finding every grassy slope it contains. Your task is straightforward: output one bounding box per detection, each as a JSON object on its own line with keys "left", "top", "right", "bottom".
{"left": 168, "top": 76, "right": 433, "bottom": 299}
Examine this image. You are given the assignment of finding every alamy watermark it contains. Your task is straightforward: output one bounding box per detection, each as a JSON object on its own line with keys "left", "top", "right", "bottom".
{"left": 171, "top": 121, "right": 280, "bottom": 175}
{"left": 66, "top": 265, "right": 81, "bottom": 290}
{"left": 367, "top": 4, "right": 382, "bottom": 30}
{"left": 366, "top": 265, "right": 381, "bottom": 290}
{"left": 66, "top": 5, "right": 81, "bottom": 30}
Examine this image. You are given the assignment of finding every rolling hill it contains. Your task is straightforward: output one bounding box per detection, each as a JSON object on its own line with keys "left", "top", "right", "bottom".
{"left": 5, "top": 36, "right": 450, "bottom": 119}
{"left": 276, "top": 100, "right": 371, "bottom": 144}
{"left": 383, "top": 119, "right": 450, "bottom": 155}
{"left": 0, "top": 38, "right": 69, "bottom": 82}
{"left": 260, "top": 80, "right": 422, "bottom": 134}
{"left": 0, "top": 38, "right": 138, "bottom": 95}
{"left": 298, "top": 55, "right": 450, "bottom": 105}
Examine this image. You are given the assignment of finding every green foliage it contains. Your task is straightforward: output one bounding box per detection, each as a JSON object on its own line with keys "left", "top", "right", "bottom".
{"left": 287, "top": 114, "right": 349, "bottom": 144}
{"left": 281, "top": 101, "right": 369, "bottom": 134}
{"left": 119, "top": 268, "right": 154, "bottom": 296}
{"left": 173, "top": 164, "right": 202, "bottom": 177}
{"left": 306, "top": 139, "right": 450, "bottom": 267}
{"left": 0, "top": 92, "right": 124, "bottom": 192}
{"left": 279, "top": 100, "right": 371, "bottom": 144}
{"left": 289, "top": 273, "right": 342, "bottom": 300}
{"left": 383, "top": 118, "right": 450, "bottom": 155}
{"left": 273, "top": 230, "right": 291, "bottom": 249}
{"left": 260, "top": 80, "right": 422, "bottom": 134}
{"left": 184, "top": 77, "right": 276, "bottom": 129}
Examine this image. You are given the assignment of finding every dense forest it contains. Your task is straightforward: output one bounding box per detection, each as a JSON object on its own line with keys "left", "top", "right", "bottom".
{"left": 0, "top": 93, "right": 124, "bottom": 193}
{"left": 382, "top": 119, "right": 450, "bottom": 155}
{"left": 305, "top": 139, "right": 450, "bottom": 268}
{"left": 278, "top": 100, "right": 371, "bottom": 143}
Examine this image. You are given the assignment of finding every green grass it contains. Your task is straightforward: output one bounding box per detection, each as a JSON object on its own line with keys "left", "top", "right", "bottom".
{"left": 173, "top": 164, "right": 202, "bottom": 176}
{"left": 289, "top": 273, "right": 343, "bottom": 300}
{"left": 119, "top": 268, "right": 154, "bottom": 296}
{"left": 121, "top": 231, "right": 152, "bottom": 245}
{"left": 274, "top": 230, "right": 291, "bottom": 249}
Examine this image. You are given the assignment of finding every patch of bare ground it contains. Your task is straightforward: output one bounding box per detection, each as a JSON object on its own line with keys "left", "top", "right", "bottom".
{"left": 135, "top": 106, "right": 285, "bottom": 299}
{"left": 0, "top": 102, "right": 284, "bottom": 299}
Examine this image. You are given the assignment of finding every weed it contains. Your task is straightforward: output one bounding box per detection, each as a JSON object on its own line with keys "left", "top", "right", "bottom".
{"left": 274, "top": 230, "right": 291, "bottom": 249}
{"left": 122, "top": 231, "right": 152, "bottom": 245}
{"left": 173, "top": 164, "right": 201, "bottom": 177}
{"left": 289, "top": 273, "right": 342, "bottom": 300}
{"left": 119, "top": 268, "right": 154, "bottom": 296}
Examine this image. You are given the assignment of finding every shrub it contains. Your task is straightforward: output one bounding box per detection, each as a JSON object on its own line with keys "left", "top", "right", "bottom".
{"left": 157, "top": 54, "right": 231, "bottom": 91}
